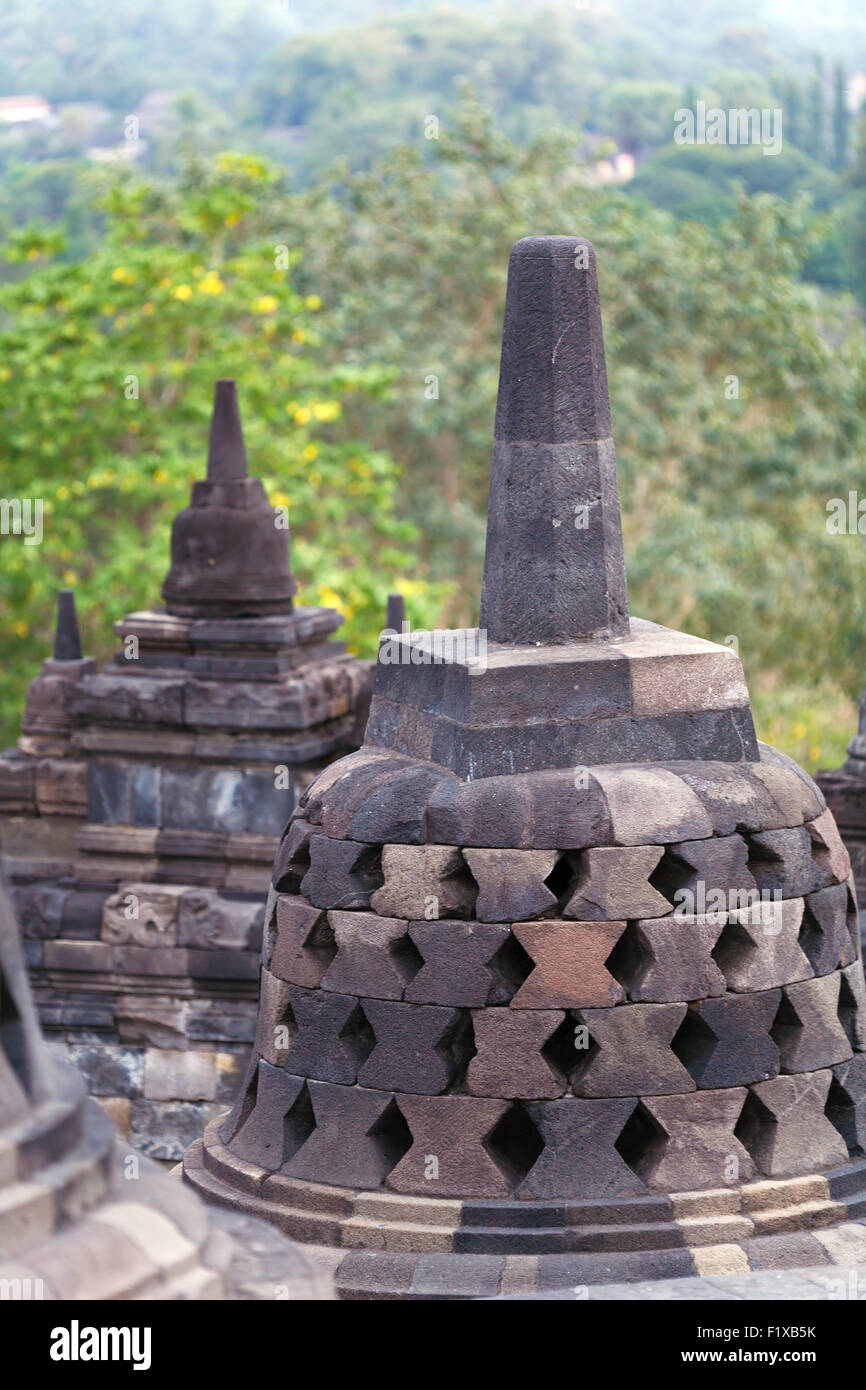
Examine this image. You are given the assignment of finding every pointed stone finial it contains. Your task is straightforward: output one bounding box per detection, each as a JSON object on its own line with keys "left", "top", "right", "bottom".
{"left": 207, "top": 379, "right": 248, "bottom": 481}
{"left": 53, "top": 589, "right": 83, "bottom": 662}
{"left": 386, "top": 593, "right": 405, "bottom": 632}
{"left": 479, "top": 236, "right": 629, "bottom": 646}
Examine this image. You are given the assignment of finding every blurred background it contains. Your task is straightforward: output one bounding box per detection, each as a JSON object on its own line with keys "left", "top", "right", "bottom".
{"left": 1, "top": 0, "right": 866, "bottom": 769}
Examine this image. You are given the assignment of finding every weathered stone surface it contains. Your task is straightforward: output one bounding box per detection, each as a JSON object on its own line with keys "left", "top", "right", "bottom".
{"left": 807, "top": 808, "right": 851, "bottom": 886}
{"left": 750, "top": 760, "right": 824, "bottom": 827}
{"left": 748, "top": 826, "right": 821, "bottom": 898}
{"left": 573, "top": 1003, "right": 694, "bottom": 1096}
{"left": 828, "top": 1053, "right": 866, "bottom": 1153}
{"left": 281, "top": 986, "right": 373, "bottom": 1084}
{"left": 800, "top": 883, "right": 856, "bottom": 976}
{"left": 564, "top": 845, "right": 671, "bottom": 920}
{"left": 405, "top": 920, "right": 513, "bottom": 1006}
{"left": 676, "top": 991, "right": 781, "bottom": 1088}
{"left": 775, "top": 975, "right": 852, "bottom": 1073}
{"left": 321, "top": 911, "right": 419, "bottom": 999}
{"left": 357, "top": 1000, "right": 466, "bottom": 1094}
{"left": 715, "top": 898, "right": 813, "bottom": 992}
{"left": 285, "top": 1081, "right": 408, "bottom": 1188}
{"left": 143, "top": 1048, "right": 217, "bottom": 1102}
{"left": 623, "top": 914, "right": 726, "bottom": 1002}
{"left": 177, "top": 889, "right": 263, "bottom": 950}
{"left": 370, "top": 845, "right": 476, "bottom": 920}
{"left": 254, "top": 967, "right": 293, "bottom": 1066}
{"left": 669, "top": 761, "right": 789, "bottom": 836}
{"left": 228, "top": 1061, "right": 309, "bottom": 1170}
{"left": 427, "top": 768, "right": 612, "bottom": 850}
{"left": 463, "top": 848, "right": 559, "bottom": 922}
{"left": 466, "top": 1009, "right": 567, "bottom": 1098}
{"left": 271, "top": 818, "right": 314, "bottom": 893}
{"left": 592, "top": 767, "right": 712, "bottom": 845}
{"left": 739, "top": 1071, "right": 848, "bottom": 1177}
{"left": 633, "top": 1089, "right": 754, "bottom": 1191}
{"left": 511, "top": 920, "right": 626, "bottom": 1009}
{"left": 268, "top": 896, "right": 334, "bottom": 987}
{"left": 654, "top": 834, "right": 756, "bottom": 912}
{"left": 839, "top": 960, "right": 866, "bottom": 1051}
{"left": 387, "top": 1095, "right": 512, "bottom": 1197}
{"left": 301, "top": 835, "right": 382, "bottom": 910}
{"left": 65, "top": 1043, "right": 143, "bottom": 1098}
{"left": 517, "top": 1097, "right": 647, "bottom": 1199}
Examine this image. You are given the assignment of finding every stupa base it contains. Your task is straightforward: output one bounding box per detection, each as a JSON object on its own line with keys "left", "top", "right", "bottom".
{"left": 183, "top": 1119, "right": 866, "bottom": 1299}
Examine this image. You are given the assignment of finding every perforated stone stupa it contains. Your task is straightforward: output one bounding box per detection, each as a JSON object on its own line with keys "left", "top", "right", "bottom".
{"left": 183, "top": 239, "right": 866, "bottom": 1300}
{"left": 0, "top": 380, "right": 371, "bottom": 1158}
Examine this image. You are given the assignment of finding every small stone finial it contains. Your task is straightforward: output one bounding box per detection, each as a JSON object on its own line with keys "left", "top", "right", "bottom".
{"left": 52, "top": 589, "right": 83, "bottom": 662}
{"left": 207, "top": 379, "right": 248, "bottom": 481}
{"left": 386, "top": 593, "right": 406, "bottom": 632}
{"left": 479, "top": 236, "right": 629, "bottom": 646}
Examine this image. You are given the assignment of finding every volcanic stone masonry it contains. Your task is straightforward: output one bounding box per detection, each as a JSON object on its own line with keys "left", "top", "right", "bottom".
{"left": 183, "top": 237, "right": 866, "bottom": 1300}
{"left": 0, "top": 874, "right": 333, "bottom": 1299}
{"left": 0, "top": 380, "right": 372, "bottom": 1160}
{"left": 818, "top": 700, "right": 866, "bottom": 916}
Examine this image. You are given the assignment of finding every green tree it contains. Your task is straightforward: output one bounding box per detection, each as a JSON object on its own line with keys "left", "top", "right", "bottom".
{"left": 832, "top": 62, "right": 850, "bottom": 170}
{"left": 0, "top": 151, "right": 447, "bottom": 743}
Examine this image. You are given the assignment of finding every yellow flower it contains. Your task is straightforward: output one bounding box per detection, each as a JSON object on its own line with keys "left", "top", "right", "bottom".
{"left": 172, "top": 284, "right": 193, "bottom": 301}
{"left": 26, "top": 248, "right": 39, "bottom": 261}
{"left": 154, "top": 468, "right": 169, "bottom": 483}
{"left": 0, "top": 367, "right": 11, "bottom": 382}
{"left": 793, "top": 722, "right": 807, "bottom": 740}
{"left": 111, "top": 266, "right": 128, "bottom": 282}
{"left": 809, "top": 745, "right": 820, "bottom": 762}
{"left": 141, "top": 301, "right": 155, "bottom": 316}
{"left": 56, "top": 485, "right": 69, "bottom": 500}
{"left": 302, "top": 444, "right": 319, "bottom": 462}
{"left": 115, "top": 315, "right": 128, "bottom": 329}
{"left": 318, "top": 585, "right": 347, "bottom": 616}
{"left": 291, "top": 329, "right": 306, "bottom": 344}
{"left": 224, "top": 212, "right": 240, "bottom": 227}
{"left": 12, "top": 619, "right": 28, "bottom": 637}
{"left": 312, "top": 400, "right": 341, "bottom": 423}
{"left": 62, "top": 570, "right": 76, "bottom": 585}
{"left": 305, "top": 294, "right": 322, "bottom": 310}
{"left": 199, "top": 272, "right": 225, "bottom": 295}
{"left": 271, "top": 490, "right": 290, "bottom": 508}
{"left": 158, "top": 277, "right": 172, "bottom": 289}
{"left": 252, "top": 295, "right": 278, "bottom": 314}
{"left": 293, "top": 406, "right": 311, "bottom": 425}
{"left": 128, "top": 420, "right": 140, "bottom": 434}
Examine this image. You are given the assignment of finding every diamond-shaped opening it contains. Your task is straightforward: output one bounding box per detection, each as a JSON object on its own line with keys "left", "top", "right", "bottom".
{"left": 745, "top": 835, "right": 785, "bottom": 893}
{"left": 282, "top": 1082, "right": 316, "bottom": 1165}
{"left": 0, "top": 968, "right": 31, "bottom": 1096}
{"left": 544, "top": 853, "right": 574, "bottom": 906}
{"left": 542, "top": 1012, "right": 582, "bottom": 1083}
{"left": 838, "top": 972, "right": 862, "bottom": 1049}
{"left": 367, "top": 1097, "right": 414, "bottom": 1172}
{"left": 605, "top": 921, "right": 649, "bottom": 995}
{"left": 733, "top": 1088, "right": 774, "bottom": 1166}
{"left": 712, "top": 917, "right": 755, "bottom": 977}
{"left": 353, "top": 843, "right": 385, "bottom": 895}
{"left": 614, "top": 1101, "right": 666, "bottom": 1180}
{"left": 273, "top": 821, "right": 312, "bottom": 893}
{"left": 301, "top": 911, "right": 338, "bottom": 972}
{"left": 671, "top": 1006, "right": 718, "bottom": 1082}
{"left": 220, "top": 1059, "right": 259, "bottom": 1143}
{"left": 389, "top": 930, "right": 424, "bottom": 987}
{"left": 846, "top": 884, "right": 860, "bottom": 957}
{"left": 825, "top": 1074, "right": 861, "bottom": 1157}
{"left": 439, "top": 1009, "right": 476, "bottom": 1086}
{"left": 486, "top": 933, "right": 535, "bottom": 1004}
{"left": 770, "top": 991, "right": 802, "bottom": 1056}
{"left": 797, "top": 901, "right": 827, "bottom": 973}
{"left": 485, "top": 1101, "right": 544, "bottom": 1186}
{"left": 340, "top": 1002, "right": 376, "bottom": 1069}
{"left": 441, "top": 854, "right": 478, "bottom": 920}
{"left": 807, "top": 826, "right": 832, "bottom": 882}
{"left": 567, "top": 1017, "right": 600, "bottom": 1088}
{"left": 648, "top": 848, "right": 694, "bottom": 907}
{"left": 274, "top": 996, "right": 300, "bottom": 1050}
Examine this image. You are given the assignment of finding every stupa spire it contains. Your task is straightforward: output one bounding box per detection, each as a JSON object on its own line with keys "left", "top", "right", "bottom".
{"left": 52, "top": 588, "right": 83, "bottom": 662}
{"left": 206, "top": 378, "right": 248, "bottom": 481}
{"left": 480, "top": 235, "right": 629, "bottom": 645}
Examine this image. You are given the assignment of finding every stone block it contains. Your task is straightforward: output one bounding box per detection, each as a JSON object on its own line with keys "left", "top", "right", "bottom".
{"left": 592, "top": 766, "right": 712, "bottom": 845}
{"left": 667, "top": 761, "right": 788, "bottom": 836}
{"left": 285, "top": 1081, "right": 410, "bottom": 1188}
{"left": 807, "top": 808, "right": 851, "bottom": 886}
{"left": 573, "top": 1003, "right": 694, "bottom": 1096}
{"left": 840, "top": 960, "right": 866, "bottom": 1051}
{"left": 87, "top": 758, "right": 161, "bottom": 826}
{"left": 281, "top": 985, "right": 373, "bottom": 1084}
{"left": 517, "top": 1097, "right": 647, "bottom": 1199}
{"left": 66, "top": 1044, "right": 143, "bottom": 1098}
{"left": 799, "top": 884, "right": 855, "bottom": 976}
{"left": 739, "top": 1071, "right": 848, "bottom": 1177}
{"left": 34, "top": 757, "right": 88, "bottom": 816}
{"left": 463, "top": 848, "right": 559, "bottom": 922}
{"left": 405, "top": 920, "right": 513, "bottom": 1006}
{"left": 386, "top": 1095, "right": 513, "bottom": 1198}
{"left": 272, "top": 818, "right": 314, "bottom": 893}
{"left": 748, "top": 826, "right": 821, "bottom": 898}
{"left": 176, "top": 890, "right": 263, "bottom": 949}
{"left": 564, "top": 845, "right": 671, "bottom": 920}
{"left": 828, "top": 1053, "right": 866, "bottom": 1153}
{"left": 143, "top": 1048, "right": 217, "bottom": 1102}
{"left": 357, "top": 999, "right": 467, "bottom": 1094}
{"left": 750, "top": 761, "right": 824, "bottom": 827}
{"left": 510, "top": 920, "right": 626, "bottom": 1009}
{"left": 227, "top": 1060, "right": 310, "bottom": 1170}
{"left": 268, "top": 896, "right": 334, "bottom": 987}
{"left": 775, "top": 975, "right": 852, "bottom": 1073}
{"left": 370, "top": 845, "right": 476, "bottom": 920}
{"left": 321, "top": 911, "right": 419, "bottom": 999}
{"left": 653, "top": 833, "right": 756, "bottom": 913}
{"left": 301, "top": 835, "right": 382, "bottom": 910}
{"left": 632, "top": 1089, "right": 754, "bottom": 1191}
{"left": 623, "top": 914, "right": 726, "bottom": 1002}
{"left": 715, "top": 898, "right": 813, "bottom": 992}
{"left": 466, "top": 1009, "right": 567, "bottom": 1098}
{"left": 676, "top": 991, "right": 781, "bottom": 1088}
{"left": 101, "top": 882, "right": 185, "bottom": 947}
{"left": 427, "top": 768, "right": 612, "bottom": 850}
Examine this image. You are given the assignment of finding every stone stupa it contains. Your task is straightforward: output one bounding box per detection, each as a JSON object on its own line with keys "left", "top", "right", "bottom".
{"left": 183, "top": 238, "right": 866, "bottom": 1299}
{"left": 0, "top": 380, "right": 371, "bottom": 1159}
